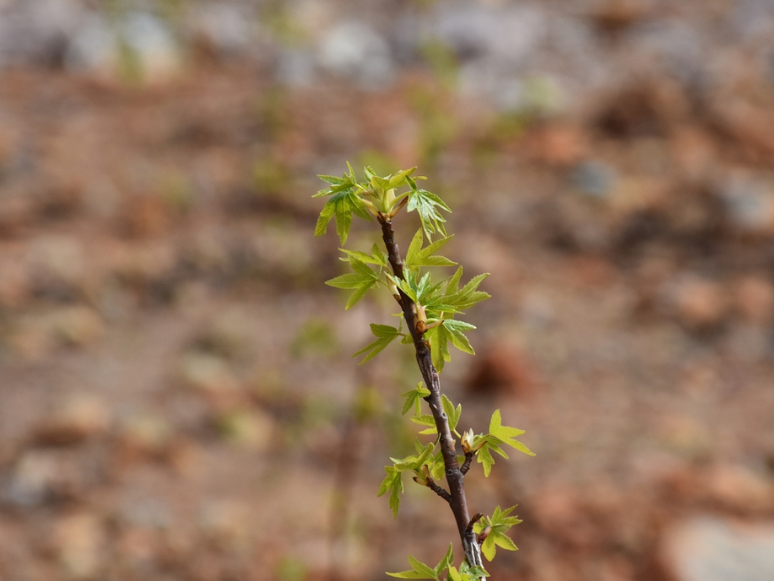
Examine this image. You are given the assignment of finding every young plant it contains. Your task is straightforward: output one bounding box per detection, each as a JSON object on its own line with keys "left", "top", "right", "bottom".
{"left": 314, "top": 165, "right": 534, "bottom": 580}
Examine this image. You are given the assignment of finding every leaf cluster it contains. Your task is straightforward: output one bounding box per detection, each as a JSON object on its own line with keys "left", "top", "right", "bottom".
{"left": 378, "top": 438, "right": 437, "bottom": 518}
{"left": 317, "top": 167, "right": 490, "bottom": 371}
{"left": 473, "top": 505, "right": 522, "bottom": 561}
{"left": 387, "top": 544, "right": 489, "bottom": 581}
{"left": 463, "top": 410, "right": 535, "bottom": 477}
{"left": 314, "top": 164, "right": 451, "bottom": 244}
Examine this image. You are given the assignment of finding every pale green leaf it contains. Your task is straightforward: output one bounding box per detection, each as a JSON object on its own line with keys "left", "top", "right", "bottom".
{"left": 352, "top": 324, "right": 401, "bottom": 364}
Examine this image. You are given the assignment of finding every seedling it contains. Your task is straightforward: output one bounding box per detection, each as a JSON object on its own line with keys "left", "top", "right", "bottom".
{"left": 315, "top": 164, "right": 534, "bottom": 579}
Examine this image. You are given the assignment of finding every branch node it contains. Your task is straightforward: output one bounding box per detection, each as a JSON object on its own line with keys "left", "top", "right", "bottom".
{"left": 466, "top": 513, "right": 484, "bottom": 537}
{"left": 426, "top": 478, "right": 452, "bottom": 504}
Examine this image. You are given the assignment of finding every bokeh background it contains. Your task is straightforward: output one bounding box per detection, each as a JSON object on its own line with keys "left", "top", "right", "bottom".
{"left": 1, "top": 1, "right": 774, "bottom": 580}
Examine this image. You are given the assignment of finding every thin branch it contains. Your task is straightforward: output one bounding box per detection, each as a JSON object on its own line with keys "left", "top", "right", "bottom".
{"left": 378, "top": 215, "right": 483, "bottom": 572}
{"left": 460, "top": 451, "right": 474, "bottom": 475}
{"left": 426, "top": 478, "right": 452, "bottom": 504}
{"left": 466, "top": 513, "right": 484, "bottom": 536}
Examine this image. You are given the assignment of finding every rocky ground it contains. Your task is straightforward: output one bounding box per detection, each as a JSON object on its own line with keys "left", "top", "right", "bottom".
{"left": 1, "top": 1, "right": 774, "bottom": 581}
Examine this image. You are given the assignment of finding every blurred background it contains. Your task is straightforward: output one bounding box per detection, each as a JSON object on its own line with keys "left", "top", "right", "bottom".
{"left": 1, "top": 0, "right": 774, "bottom": 580}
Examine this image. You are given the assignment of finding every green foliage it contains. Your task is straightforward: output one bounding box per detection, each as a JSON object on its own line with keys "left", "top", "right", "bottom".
{"left": 378, "top": 439, "right": 437, "bottom": 517}
{"left": 448, "top": 561, "right": 491, "bottom": 581}
{"left": 404, "top": 177, "right": 452, "bottom": 240}
{"left": 387, "top": 544, "right": 454, "bottom": 580}
{"left": 465, "top": 410, "right": 535, "bottom": 477}
{"left": 393, "top": 265, "right": 489, "bottom": 372}
{"left": 352, "top": 324, "right": 402, "bottom": 364}
{"left": 401, "top": 382, "right": 432, "bottom": 416}
{"left": 314, "top": 164, "right": 373, "bottom": 244}
{"left": 404, "top": 229, "right": 457, "bottom": 270}
{"left": 325, "top": 256, "right": 383, "bottom": 310}
{"left": 474, "top": 505, "right": 522, "bottom": 561}
{"left": 441, "top": 394, "right": 462, "bottom": 434}
{"left": 377, "top": 465, "right": 404, "bottom": 518}
{"left": 314, "top": 165, "right": 533, "bottom": 576}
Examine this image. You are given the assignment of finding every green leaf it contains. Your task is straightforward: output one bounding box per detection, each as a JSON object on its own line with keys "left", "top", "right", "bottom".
{"left": 474, "top": 505, "right": 522, "bottom": 562}
{"left": 413, "top": 440, "right": 436, "bottom": 470}
{"left": 352, "top": 324, "right": 401, "bottom": 364}
{"left": 401, "top": 382, "right": 431, "bottom": 415}
{"left": 405, "top": 230, "right": 457, "bottom": 270}
{"left": 445, "top": 273, "right": 491, "bottom": 312}
{"left": 442, "top": 320, "right": 476, "bottom": 355}
{"left": 388, "top": 167, "right": 417, "bottom": 190}
{"left": 389, "top": 441, "right": 436, "bottom": 472}
{"left": 405, "top": 229, "right": 424, "bottom": 269}
{"left": 459, "top": 561, "right": 490, "bottom": 580}
{"left": 344, "top": 282, "right": 373, "bottom": 310}
{"left": 406, "top": 182, "right": 451, "bottom": 240}
{"left": 377, "top": 466, "right": 403, "bottom": 518}
{"left": 477, "top": 445, "right": 495, "bottom": 477}
{"left": 339, "top": 244, "right": 388, "bottom": 266}
{"left": 409, "top": 414, "right": 438, "bottom": 435}
{"left": 487, "top": 410, "right": 535, "bottom": 457}
{"left": 424, "top": 323, "right": 450, "bottom": 372}
{"left": 445, "top": 267, "right": 464, "bottom": 296}
{"left": 317, "top": 174, "right": 346, "bottom": 185}
{"left": 314, "top": 172, "right": 373, "bottom": 244}
{"left": 441, "top": 394, "right": 462, "bottom": 433}
{"left": 326, "top": 257, "right": 381, "bottom": 311}
{"left": 387, "top": 544, "right": 453, "bottom": 581}
{"left": 434, "top": 544, "right": 454, "bottom": 578}
{"left": 489, "top": 409, "right": 502, "bottom": 433}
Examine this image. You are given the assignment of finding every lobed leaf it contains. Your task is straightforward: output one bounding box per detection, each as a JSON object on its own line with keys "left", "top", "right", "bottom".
{"left": 441, "top": 394, "right": 462, "bottom": 433}
{"left": 352, "top": 324, "right": 401, "bottom": 364}
{"left": 386, "top": 544, "right": 454, "bottom": 581}
{"left": 314, "top": 175, "right": 373, "bottom": 245}
{"left": 474, "top": 505, "right": 522, "bottom": 561}
{"left": 405, "top": 179, "right": 451, "bottom": 241}
{"left": 377, "top": 466, "right": 403, "bottom": 518}
{"left": 326, "top": 257, "right": 381, "bottom": 311}
{"left": 401, "top": 382, "right": 431, "bottom": 416}
{"left": 405, "top": 229, "right": 457, "bottom": 270}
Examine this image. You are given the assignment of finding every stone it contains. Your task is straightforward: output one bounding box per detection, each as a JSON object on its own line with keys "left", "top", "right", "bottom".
{"left": 571, "top": 160, "right": 617, "bottom": 198}
{"left": 733, "top": 276, "right": 774, "bottom": 324}
{"left": 117, "top": 412, "right": 173, "bottom": 458}
{"left": 318, "top": 21, "right": 394, "bottom": 89}
{"left": 177, "top": 352, "right": 240, "bottom": 394}
{"left": 704, "top": 463, "right": 774, "bottom": 512}
{"left": 0, "top": 451, "right": 57, "bottom": 508}
{"left": 47, "top": 306, "right": 105, "bottom": 348}
{"left": 32, "top": 395, "right": 111, "bottom": 447}
{"left": 659, "top": 516, "right": 774, "bottom": 581}
{"left": 717, "top": 174, "right": 774, "bottom": 235}
{"left": 51, "top": 512, "right": 103, "bottom": 579}
{"left": 186, "top": 4, "right": 253, "bottom": 57}
{"left": 214, "top": 409, "right": 274, "bottom": 451}
{"left": 660, "top": 275, "right": 728, "bottom": 333}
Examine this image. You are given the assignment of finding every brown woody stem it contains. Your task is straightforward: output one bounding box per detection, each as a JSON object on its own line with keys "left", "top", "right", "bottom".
{"left": 426, "top": 478, "right": 452, "bottom": 504}
{"left": 460, "top": 451, "right": 474, "bottom": 475}
{"left": 378, "top": 215, "right": 483, "bottom": 571}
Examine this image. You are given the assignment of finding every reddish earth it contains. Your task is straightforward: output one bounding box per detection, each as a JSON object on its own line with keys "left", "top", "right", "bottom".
{"left": 1, "top": 60, "right": 774, "bottom": 581}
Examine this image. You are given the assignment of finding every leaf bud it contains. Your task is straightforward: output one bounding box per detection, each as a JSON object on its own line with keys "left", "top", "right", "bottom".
{"left": 461, "top": 429, "right": 475, "bottom": 453}
{"left": 412, "top": 464, "right": 431, "bottom": 486}
{"left": 478, "top": 525, "right": 492, "bottom": 543}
